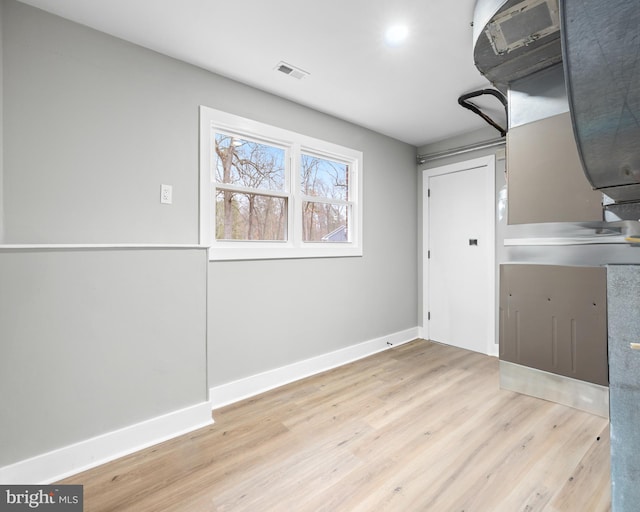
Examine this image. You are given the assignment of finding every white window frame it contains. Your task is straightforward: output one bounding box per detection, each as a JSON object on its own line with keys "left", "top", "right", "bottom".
{"left": 199, "top": 106, "right": 363, "bottom": 261}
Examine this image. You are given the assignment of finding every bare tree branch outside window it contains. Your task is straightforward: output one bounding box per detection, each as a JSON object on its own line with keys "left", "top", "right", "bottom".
{"left": 300, "top": 154, "right": 349, "bottom": 242}
{"left": 215, "top": 134, "right": 286, "bottom": 240}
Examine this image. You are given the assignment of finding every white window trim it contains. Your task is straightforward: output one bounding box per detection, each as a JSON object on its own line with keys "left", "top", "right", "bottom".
{"left": 199, "top": 106, "right": 363, "bottom": 261}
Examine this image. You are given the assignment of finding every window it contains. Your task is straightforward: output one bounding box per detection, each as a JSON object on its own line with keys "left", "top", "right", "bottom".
{"left": 214, "top": 134, "right": 287, "bottom": 242}
{"left": 200, "top": 107, "right": 363, "bottom": 260}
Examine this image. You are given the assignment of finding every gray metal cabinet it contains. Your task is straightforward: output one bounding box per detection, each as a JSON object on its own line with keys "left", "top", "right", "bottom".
{"left": 500, "top": 264, "right": 608, "bottom": 385}
{"left": 608, "top": 265, "right": 640, "bottom": 511}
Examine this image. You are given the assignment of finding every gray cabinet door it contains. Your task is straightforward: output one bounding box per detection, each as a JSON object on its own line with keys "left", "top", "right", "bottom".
{"left": 500, "top": 264, "right": 608, "bottom": 386}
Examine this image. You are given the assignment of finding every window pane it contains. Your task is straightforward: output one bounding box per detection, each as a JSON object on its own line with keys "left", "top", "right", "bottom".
{"left": 302, "top": 202, "right": 349, "bottom": 242}
{"left": 215, "top": 134, "right": 285, "bottom": 191}
{"left": 300, "top": 154, "right": 348, "bottom": 201}
{"left": 216, "top": 191, "right": 287, "bottom": 241}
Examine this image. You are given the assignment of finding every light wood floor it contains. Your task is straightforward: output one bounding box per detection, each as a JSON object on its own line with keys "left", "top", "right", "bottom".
{"left": 58, "top": 339, "right": 611, "bottom": 511}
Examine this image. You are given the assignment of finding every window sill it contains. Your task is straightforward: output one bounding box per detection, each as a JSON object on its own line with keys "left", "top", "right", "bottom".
{"left": 0, "top": 243, "right": 207, "bottom": 251}
{"left": 208, "top": 245, "right": 363, "bottom": 261}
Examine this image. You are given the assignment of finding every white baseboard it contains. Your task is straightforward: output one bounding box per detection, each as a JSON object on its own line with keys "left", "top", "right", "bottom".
{"left": 0, "top": 401, "right": 213, "bottom": 485}
{"left": 2, "top": 329, "right": 421, "bottom": 484}
{"left": 417, "top": 327, "right": 498, "bottom": 358}
{"left": 210, "top": 327, "right": 420, "bottom": 409}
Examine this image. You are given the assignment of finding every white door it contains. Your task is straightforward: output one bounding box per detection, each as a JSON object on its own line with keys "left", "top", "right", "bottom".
{"left": 424, "top": 156, "right": 495, "bottom": 355}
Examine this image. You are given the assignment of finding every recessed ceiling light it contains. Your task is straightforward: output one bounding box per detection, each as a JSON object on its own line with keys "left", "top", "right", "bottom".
{"left": 385, "top": 25, "right": 409, "bottom": 46}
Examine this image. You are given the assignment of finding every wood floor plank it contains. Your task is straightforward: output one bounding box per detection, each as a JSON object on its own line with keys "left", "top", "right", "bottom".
{"left": 548, "top": 425, "right": 612, "bottom": 512}
{"left": 57, "top": 339, "right": 610, "bottom": 511}
{"left": 496, "top": 412, "right": 606, "bottom": 511}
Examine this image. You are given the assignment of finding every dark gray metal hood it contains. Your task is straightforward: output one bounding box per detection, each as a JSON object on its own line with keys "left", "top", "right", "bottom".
{"left": 473, "top": 0, "right": 640, "bottom": 206}
{"left": 561, "top": 0, "right": 640, "bottom": 204}
{"left": 473, "top": 0, "right": 562, "bottom": 92}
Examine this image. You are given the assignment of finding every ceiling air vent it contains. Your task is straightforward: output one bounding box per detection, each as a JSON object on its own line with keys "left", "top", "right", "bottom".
{"left": 275, "top": 61, "right": 309, "bottom": 80}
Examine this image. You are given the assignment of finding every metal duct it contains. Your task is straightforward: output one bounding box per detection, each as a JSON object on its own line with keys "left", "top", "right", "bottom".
{"left": 473, "top": 0, "right": 562, "bottom": 91}
{"left": 561, "top": 0, "right": 640, "bottom": 204}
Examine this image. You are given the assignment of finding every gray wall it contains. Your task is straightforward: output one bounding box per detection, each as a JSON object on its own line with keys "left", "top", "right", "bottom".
{"left": 209, "top": 135, "right": 418, "bottom": 385}
{"left": 4, "top": 0, "right": 199, "bottom": 244}
{"left": 0, "top": 248, "right": 208, "bottom": 466}
{"left": 1, "top": 0, "right": 418, "bottom": 467}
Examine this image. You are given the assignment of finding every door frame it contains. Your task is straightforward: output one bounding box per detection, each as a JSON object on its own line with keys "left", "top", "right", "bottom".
{"left": 422, "top": 155, "right": 497, "bottom": 356}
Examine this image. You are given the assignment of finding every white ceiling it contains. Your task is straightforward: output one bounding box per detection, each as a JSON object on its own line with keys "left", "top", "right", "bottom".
{"left": 17, "top": 0, "right": 500, "bottom": 147}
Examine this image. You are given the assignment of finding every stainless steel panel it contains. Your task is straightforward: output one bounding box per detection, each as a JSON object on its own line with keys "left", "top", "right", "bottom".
{"left": 508, "top": 64, "right": 568, "bottom": 128}
{"left": 500, "top": 360, "right": 608, "bottom": 417}
{"left": 504, "top": 244, "right": 640, "bottom": 267}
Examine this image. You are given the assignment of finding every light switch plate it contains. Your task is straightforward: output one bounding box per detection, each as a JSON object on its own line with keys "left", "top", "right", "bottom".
{"left": 160, "top": 184, "right": 172, "bottom": 204}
